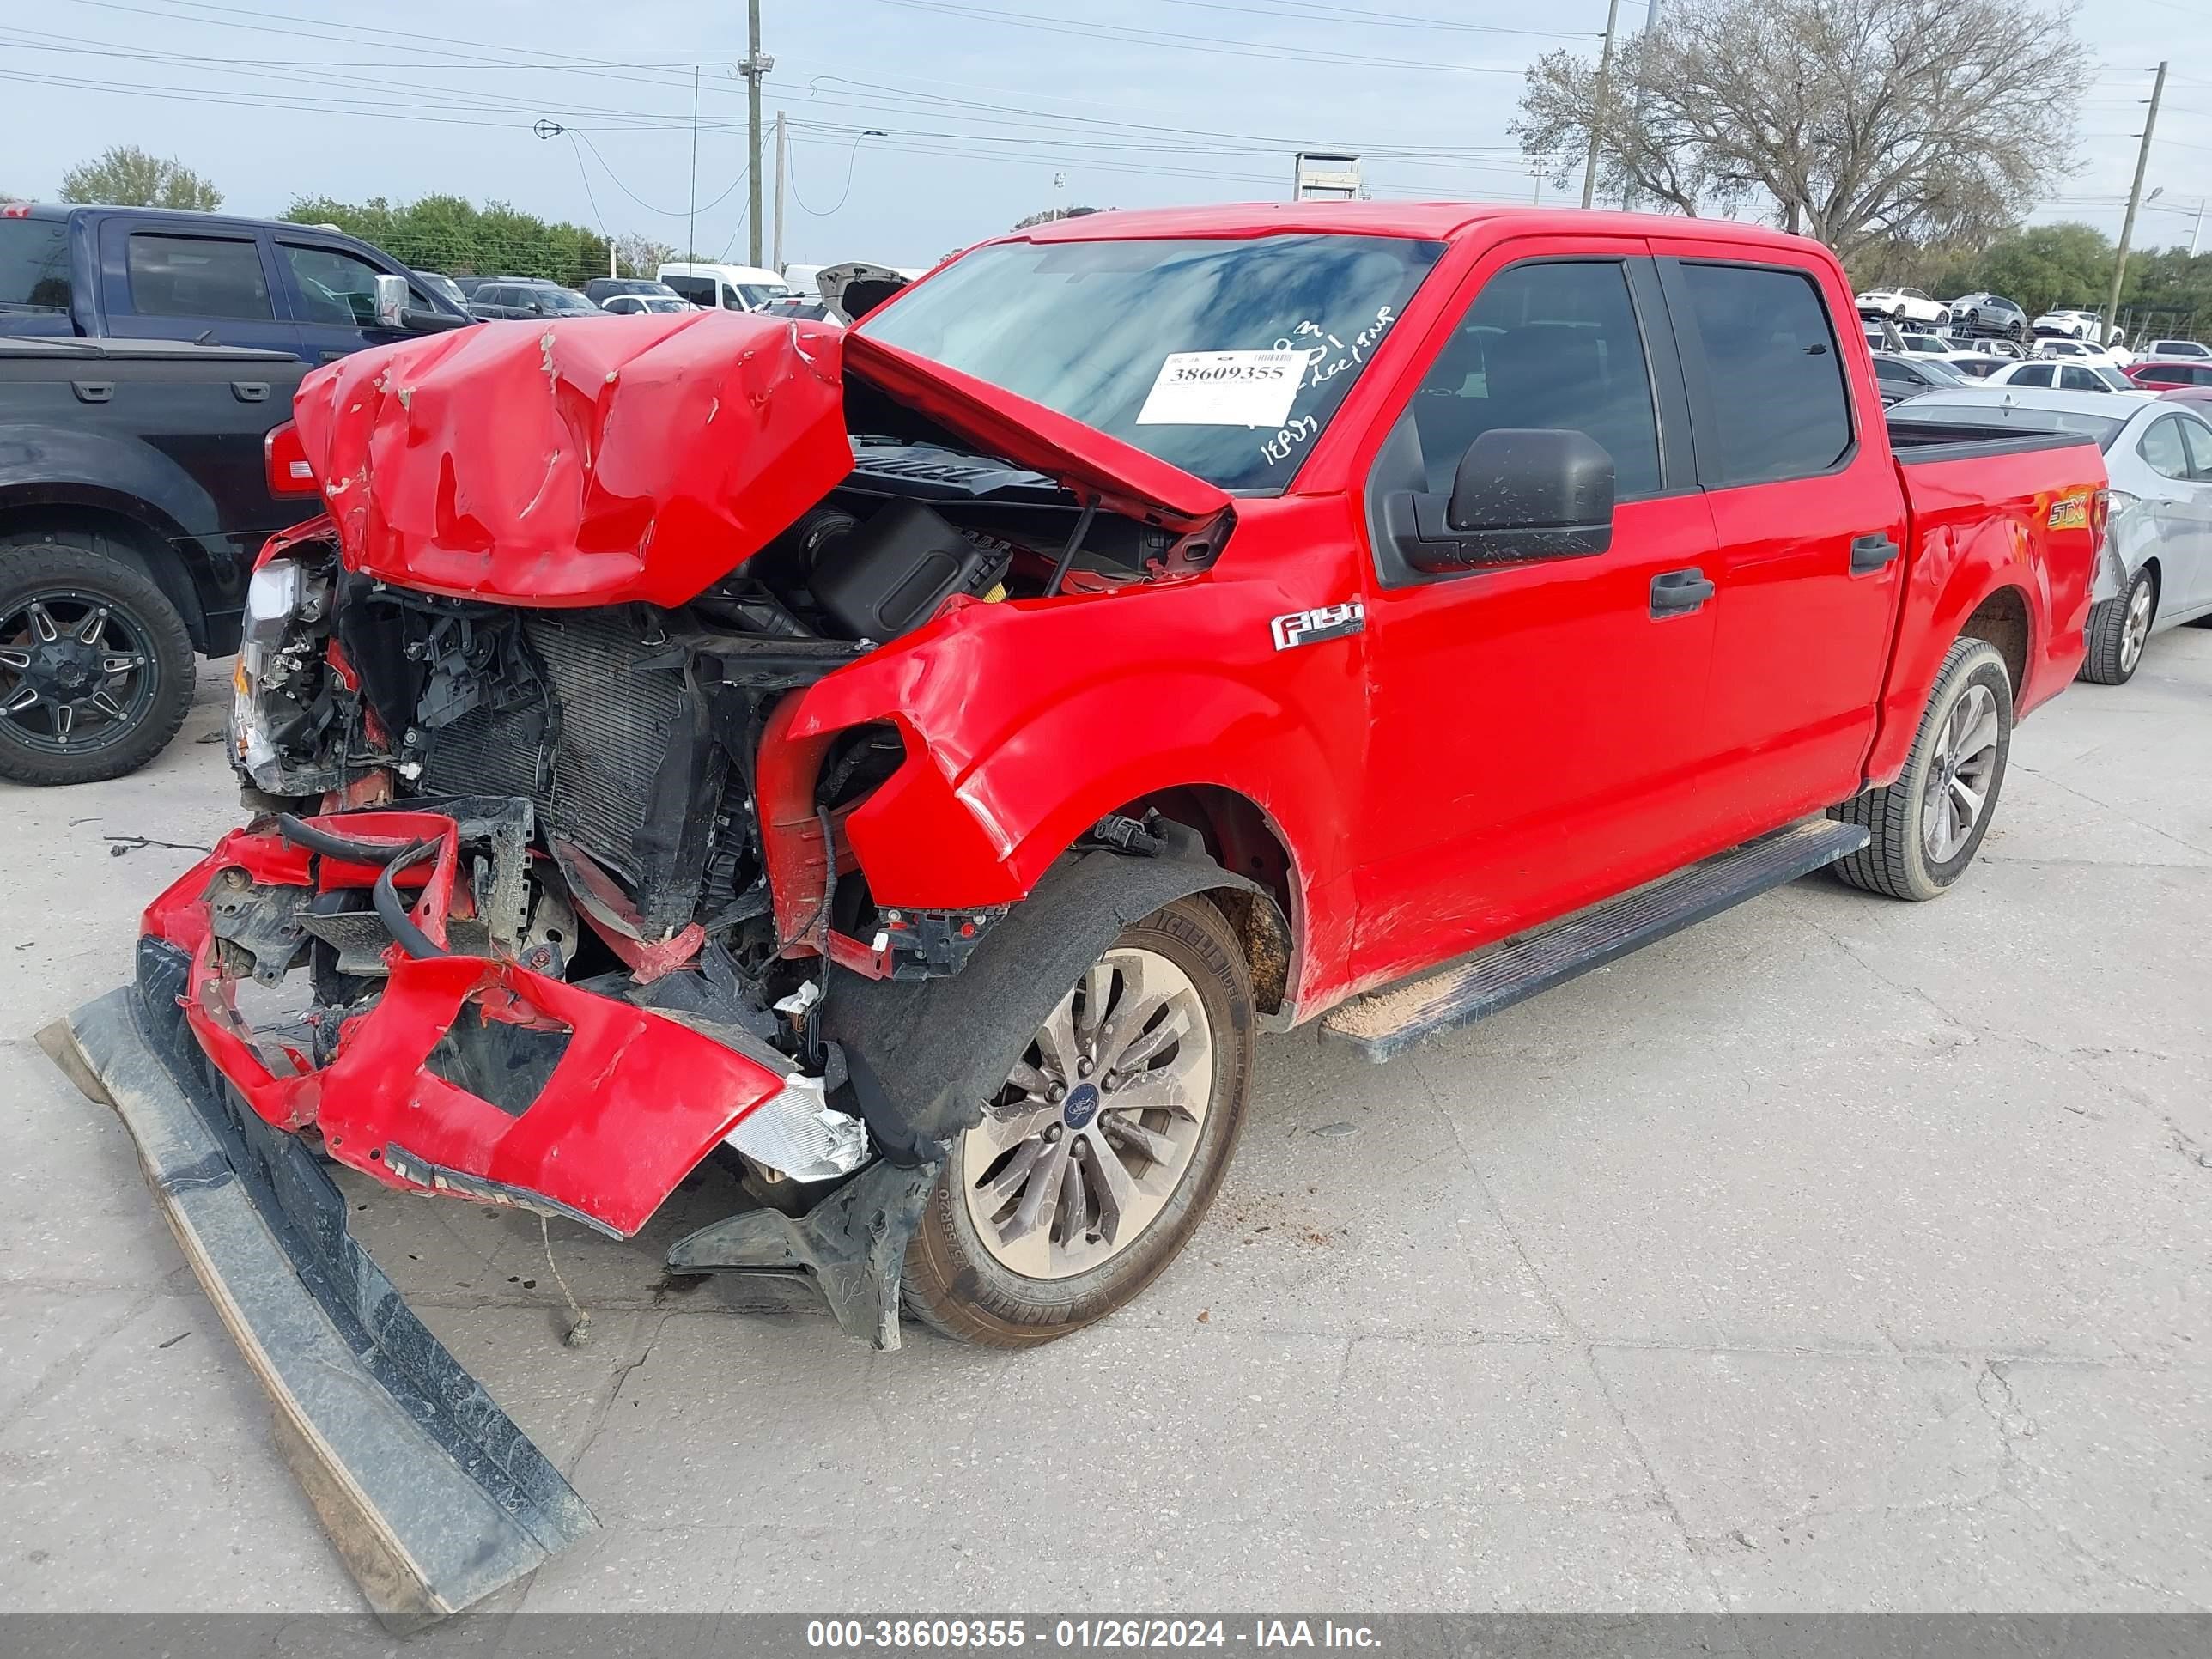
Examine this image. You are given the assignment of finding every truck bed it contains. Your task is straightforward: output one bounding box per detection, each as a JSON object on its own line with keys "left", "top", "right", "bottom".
{"left": 1884, "top": 416, "right": 2106, "bottom": 465}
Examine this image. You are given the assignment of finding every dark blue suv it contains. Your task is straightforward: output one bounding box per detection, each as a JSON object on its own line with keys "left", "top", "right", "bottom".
{"left": 0, "top": 203, "right": 471, "bottom": 362}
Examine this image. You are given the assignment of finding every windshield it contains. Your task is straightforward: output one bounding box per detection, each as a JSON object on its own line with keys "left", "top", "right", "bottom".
{"left": 855, "top": 233, "right": 1445, "bottom": 490}
{"left": 1888, "top": 399, "right": 2130, "bottom": 447}
{"left": 2089, "top": 365, "right": 2133, "bottom": 391}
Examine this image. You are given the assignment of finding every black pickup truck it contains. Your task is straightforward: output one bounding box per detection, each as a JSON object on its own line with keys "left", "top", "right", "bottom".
{"left": 0, "top": 337, "right": 315, "bottom": 784}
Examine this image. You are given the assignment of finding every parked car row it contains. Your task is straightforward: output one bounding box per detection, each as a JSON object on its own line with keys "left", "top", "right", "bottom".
{"left": 1887, "top": 380, "right": 2212, "bottom": 681}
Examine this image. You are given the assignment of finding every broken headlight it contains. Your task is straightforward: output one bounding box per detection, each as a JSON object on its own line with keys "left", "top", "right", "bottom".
{"left": 231, "top": 557, "right": 333, "bottom": 793}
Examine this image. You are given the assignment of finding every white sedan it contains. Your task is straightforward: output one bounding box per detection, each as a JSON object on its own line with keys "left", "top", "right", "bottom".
{"left": 599, "top": 294, "right": 696, "bottom": 315}
{"left": 2036, "top": 337, "right": 2124, "bottom": 365}
{"left": 1983, "top": 358, "right": 2136, "bottom": 393}
{"left": 1889, "top": 386, "right": 2212, "bottom": 683}
{"left": 2033, "top": 308, "right": 2104, "bottom": 340}
{"left": 1855, "top": 286, "right": 1949, "bottom": 326}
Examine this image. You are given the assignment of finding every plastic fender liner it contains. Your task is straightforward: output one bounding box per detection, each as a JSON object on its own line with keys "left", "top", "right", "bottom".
{"left": 40, "top": 949, "right": 598, "bottom": 1628}
{"left": 667, "top": 827, "right": 1256, "bottom": 1350}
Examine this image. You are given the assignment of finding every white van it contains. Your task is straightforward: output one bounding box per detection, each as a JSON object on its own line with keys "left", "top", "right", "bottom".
{"left": 656, "top": 262, "right": 792, "bottom": 313}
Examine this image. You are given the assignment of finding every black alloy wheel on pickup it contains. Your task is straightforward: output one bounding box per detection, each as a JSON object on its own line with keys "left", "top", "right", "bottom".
{"left": 0, "top": 538, "right": 194, "bottom": 787}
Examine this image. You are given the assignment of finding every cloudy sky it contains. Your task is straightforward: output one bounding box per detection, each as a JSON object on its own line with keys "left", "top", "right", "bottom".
{"left": 6, "top": 0, "right": 2211, "bottom": 270}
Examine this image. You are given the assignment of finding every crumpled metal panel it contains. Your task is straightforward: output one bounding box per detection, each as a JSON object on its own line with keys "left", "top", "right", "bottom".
{"left": 289, "top": 311, "right": 853, "bottom": 607}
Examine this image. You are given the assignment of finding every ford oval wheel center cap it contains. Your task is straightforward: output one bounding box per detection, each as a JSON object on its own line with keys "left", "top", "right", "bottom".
{"left": 1062, "top": 1081, "right": 1100, "bottom": 1130}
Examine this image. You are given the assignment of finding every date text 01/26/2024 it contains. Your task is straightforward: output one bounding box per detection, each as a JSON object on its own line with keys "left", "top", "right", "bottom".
{"left": 805, "top": 1620, "right": 1383, "bottom": 1650}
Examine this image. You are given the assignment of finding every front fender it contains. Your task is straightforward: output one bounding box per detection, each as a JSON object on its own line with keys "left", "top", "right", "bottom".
{"left": 787, "top": 591, "right": 1352, "bottom": 914}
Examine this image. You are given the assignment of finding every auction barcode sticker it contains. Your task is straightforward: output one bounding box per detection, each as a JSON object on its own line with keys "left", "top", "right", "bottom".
{"left": 1135, "top": 349, "right": 1307, "bottom": 428}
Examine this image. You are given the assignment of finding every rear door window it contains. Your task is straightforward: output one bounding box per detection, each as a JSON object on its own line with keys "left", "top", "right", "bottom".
{"left": 2008, "top": 364, "right": 2056, "bottom": 387}
{"left": 0, "top": 219, "right": 72, "bottom": 315}
{"left": 1671, "top": 261, "right": 1852, "bottom": 485}
{"left": 125, "top": 232, "right": 272, "bottom": 319}
{"left": 2139, "top": 416, "right": 2191, "bottom": 480}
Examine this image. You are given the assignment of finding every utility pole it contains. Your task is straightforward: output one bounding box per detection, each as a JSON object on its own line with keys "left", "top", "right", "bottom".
{"left": 687, "top": 64, "right": 699, "bottom": 264}
{"left": 609, "top": 237, "right": 617, "bottom": 280}
{"left": 743, "top": 0, "right": 769, "bottom": 269}
{"left": 2192, "top": 197, "right": 2206, "bottom": 258}
{"left": 1620, "top": 0, "right": 1658, "bottom": 211}
{"left": 773, "top": 110, "right": 787, "bottom": 272}
{"left": 2106, "top": 60, "right": 2166, "bottom": 349}
{"left": 1581, "top": 0, "right": 1622, "bottom": 210}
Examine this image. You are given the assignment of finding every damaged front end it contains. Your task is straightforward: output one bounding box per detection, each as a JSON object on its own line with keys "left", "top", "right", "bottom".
{"left": 49, "top": 307, "right": 1249, "bottom": 1619}
{"left": 193, "top": 308, "right": 1233, "bottom": 1305}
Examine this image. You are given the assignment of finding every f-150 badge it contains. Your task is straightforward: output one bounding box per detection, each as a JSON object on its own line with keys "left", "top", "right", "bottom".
{"left": 1271, "top": 602, "right": 1366, "bottom": 651}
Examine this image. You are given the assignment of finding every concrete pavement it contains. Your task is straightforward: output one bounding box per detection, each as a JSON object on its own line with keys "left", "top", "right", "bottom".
{"left": 3, "top": 629, "right": 2208, "bottom": 1614}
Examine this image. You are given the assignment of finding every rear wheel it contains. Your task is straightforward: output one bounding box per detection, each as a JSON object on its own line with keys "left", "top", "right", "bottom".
{"left": 0, "top": 540, "right": 193, "bottom": 786}
{"left": 902, "top": 896, "right": 1255, "bottom": 1347}
{"left": 1830, "top": 638, "right": 2012, "bottom": 901}
{"left": 2080, "top": 568, "right": 2155, "bottom": 685}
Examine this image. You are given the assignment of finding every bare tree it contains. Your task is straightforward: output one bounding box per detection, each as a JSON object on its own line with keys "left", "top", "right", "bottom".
{"left": 614, "top": 233, "right": 675, "bottom": 278}
{"left": 58, "top": 145, "right": 222, "bottom": 210}
{"left": 1513, "top": 0, "right": 2085, "bottom": 260}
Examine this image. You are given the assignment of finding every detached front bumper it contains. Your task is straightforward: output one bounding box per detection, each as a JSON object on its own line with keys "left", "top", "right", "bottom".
{"left": 42, "top": 957, "right": 599, "bottom": 1628}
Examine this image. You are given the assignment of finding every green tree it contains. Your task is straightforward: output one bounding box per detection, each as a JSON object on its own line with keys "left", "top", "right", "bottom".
{"left": 59, "top": 146, "right": 222, "bottom": 210}
{"left": 284, "top": 194, "right": 616, "bottom": 289}
{"left": 1974, "top": 222, "right": 2114, "bottom": 316}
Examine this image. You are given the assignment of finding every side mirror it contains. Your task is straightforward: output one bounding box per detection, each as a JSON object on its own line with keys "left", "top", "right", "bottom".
{"left": 372, "top": 271, "right": 468, "bottom": 332}
{"left": 372, "top": 273, "right": 409, "bottom": 330}
{"left": 1384, "top": 428, "right": 1616, "bottom": 574}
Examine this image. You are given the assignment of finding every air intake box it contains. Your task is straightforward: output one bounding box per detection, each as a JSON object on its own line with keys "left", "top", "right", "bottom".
{"left": 811, "top": 500, "right": 1006, "bottom": 641}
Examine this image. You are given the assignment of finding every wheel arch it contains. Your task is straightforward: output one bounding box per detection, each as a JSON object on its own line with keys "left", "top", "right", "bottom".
{"left": 0, "top": 490, "right": 211, "bottom": 652}
{"left": 1112, "top": 782, "right": 1302, "bottom": 1022}
{"left": 1958, "top": 582, "right": 2032, "bottom": 696}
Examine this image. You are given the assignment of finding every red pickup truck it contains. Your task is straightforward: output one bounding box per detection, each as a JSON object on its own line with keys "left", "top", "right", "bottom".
{"left": 50, "top": 205, "right": 2105, "bottom": 1620}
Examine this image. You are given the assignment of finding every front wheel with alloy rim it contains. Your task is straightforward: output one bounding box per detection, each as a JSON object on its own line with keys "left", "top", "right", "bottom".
{"left": 0, "top": 540, "right": 193, "bottom": 786}
{"left": 2080, "top": 568, "right": 2155, "bottom": 685}
{"left": 902, "top": 895, "right": 1255, "bottom": 1347}
{"left": 1829, "top": 636, "right": 2013, "bottom": 901}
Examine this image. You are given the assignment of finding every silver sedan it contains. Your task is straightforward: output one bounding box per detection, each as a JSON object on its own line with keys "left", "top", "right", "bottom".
{"left": 1889, "top": 386, "right": 2212, "bottom": 683}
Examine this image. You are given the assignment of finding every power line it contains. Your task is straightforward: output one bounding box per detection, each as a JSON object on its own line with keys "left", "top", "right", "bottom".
{"left": 572, "top": 130, "right": 751, "bottom": 221}
{"left": 860, "top": 0, "right": 1527, "bottom": 73}
{"left": 784, "top": 134, "right": 873, "bottom": 217}
{"left": 778, "top": 73, "right": 1528, "bottom": 160}
{"left": 1126, "top": 0, "right": 1598, "bottom": 38}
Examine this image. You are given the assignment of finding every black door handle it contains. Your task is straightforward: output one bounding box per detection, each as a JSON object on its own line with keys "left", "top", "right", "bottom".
{"left": 1850, "top": 532, "right": 1901, "bottom": 574}
{"left": 1650, "top": 567, "right": 1714, "bottom": 617}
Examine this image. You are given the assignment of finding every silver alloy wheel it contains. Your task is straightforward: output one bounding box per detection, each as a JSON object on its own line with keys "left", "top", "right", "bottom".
{"left": 1921, "top": 682, "right": 2001, "bottom": 863}
{"left": 2120, "top": 577, "right": 2154, "bottom": 673}
{"left": 960, "top": 945, "right": 1214, "bottom": 1280}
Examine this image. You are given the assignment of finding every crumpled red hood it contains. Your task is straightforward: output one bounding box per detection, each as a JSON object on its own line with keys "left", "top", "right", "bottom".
{"left": 292, "top": 307, "right": 1233, "bottom": 610}
{"left": 291, "top": 310, "right": 854, "bottom": 606}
